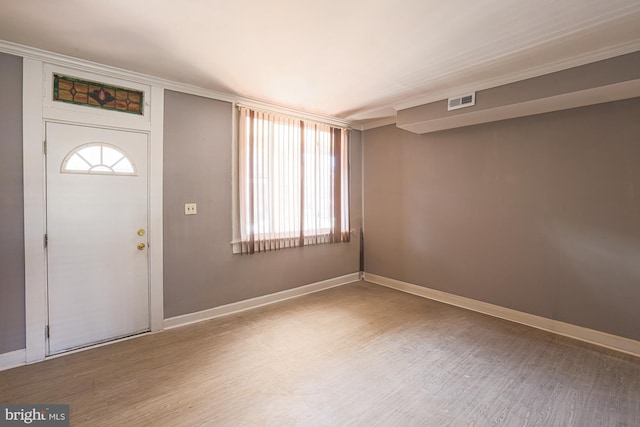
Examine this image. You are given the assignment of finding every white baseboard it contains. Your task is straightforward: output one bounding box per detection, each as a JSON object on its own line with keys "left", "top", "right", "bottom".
{"left": 0, "top": 348, "right": 26, "bottom": 372}
{"left": 364, "top": 273, "right": 640, "bottom": 358}
{"left": 164, "top": 273, "right": 360, "bottom": 329}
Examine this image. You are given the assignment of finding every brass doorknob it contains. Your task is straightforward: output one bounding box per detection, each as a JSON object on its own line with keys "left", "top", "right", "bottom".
{"left": 137, "top": 243, "right": 146, "bottom": 250}
{"left": 137, "top": 229, "right": 145, "bottom": 236}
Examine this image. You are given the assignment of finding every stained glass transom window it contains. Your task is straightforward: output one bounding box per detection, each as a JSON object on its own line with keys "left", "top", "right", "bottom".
{"left": 61, "top": 143, "right": 137, "bottom": 176}
{"left": 53, "top": 74, "right": 144, "bottom": 115}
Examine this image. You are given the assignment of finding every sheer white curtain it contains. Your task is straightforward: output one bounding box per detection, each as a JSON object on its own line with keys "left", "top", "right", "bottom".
{"left": 238, "top": 107, "right": 349, "bottom": 254}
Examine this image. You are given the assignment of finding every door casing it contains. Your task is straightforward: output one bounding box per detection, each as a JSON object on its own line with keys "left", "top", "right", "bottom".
{"left": 23, "top": 60, "right": 165, "bottom": 362}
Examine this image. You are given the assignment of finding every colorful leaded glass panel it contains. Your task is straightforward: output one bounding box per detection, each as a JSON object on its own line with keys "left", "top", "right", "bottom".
{"left": 53, "top": 74, "right": 144, "bottom": 115}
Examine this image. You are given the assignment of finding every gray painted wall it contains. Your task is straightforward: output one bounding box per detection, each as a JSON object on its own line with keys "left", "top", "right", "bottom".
{"left": 2, "top": 52, "right": 637, "bottom": 354}
{"left": 0, "top": 52, "right": 25, "bottom": 353}
{"left": 163, "top": 90, "right": 362, "bottom": 318}
{"left": 363, "top": 98, "right": 640, "bottom": 341}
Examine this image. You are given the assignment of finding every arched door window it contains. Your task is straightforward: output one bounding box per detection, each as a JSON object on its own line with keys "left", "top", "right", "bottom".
{"left": 61, "top": 142, "right": 137, "bottom": 175}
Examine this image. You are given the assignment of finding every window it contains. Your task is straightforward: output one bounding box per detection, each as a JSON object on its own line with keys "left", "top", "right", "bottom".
{"left": 236, "top": 107, "right": 349, "bottom": 254}
{"left": 61, "top": 142, "right": 136, "bottom": 175}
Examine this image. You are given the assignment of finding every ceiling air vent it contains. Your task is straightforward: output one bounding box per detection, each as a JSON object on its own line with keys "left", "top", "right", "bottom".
{"left": 447, "top": 92, "right": 476, "bottom": 111}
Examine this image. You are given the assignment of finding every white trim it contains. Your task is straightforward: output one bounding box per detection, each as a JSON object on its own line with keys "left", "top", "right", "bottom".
{"left": 23, "top": 58, "right": 47, "bottom": 363}
{"left": 356, "top": 39, "right": 640, "bottom": 132}
{"left": 393, "top": 39, "right": 640, "bottom": 113}
{"left": 0, "top": 40, "right": 350, "bottom": 128}
{"left": 3, "top": 330, "right": 161, "bottom": 371}
{"left": 0, "top": 40, "right": 235, "bottom": 104}
{"left": 236, "top": 100, "right": 350, "bottom": 129}
{"left": 0, "top": 349, "right": 26, "bottom": 372}
{"left": 349, "top": 40, "right": 640, "bottom": 126}
{"left": 364, "top": 273, "right": 640, "bottom": 358}
{"left": 23, "top": 59, "right": 165, "bottom": 363}
{"left": 4, "top": 37, "right": 639, "bottom": 133}
{"left": 148, "top": 86, "right": 164, "bottom": 332}
{"left": 357, "top": 116, "right": 397, "bottom": 131}
{"left": 7, "top": 273, "right": 357, "bottom": 370}
{"left": 164, "top": 273, "right": 359, "bottom": 329}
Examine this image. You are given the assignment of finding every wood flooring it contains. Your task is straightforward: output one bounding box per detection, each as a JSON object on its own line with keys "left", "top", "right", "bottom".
{"left": 1, "top": 281, "right": 639, "bottom": 426}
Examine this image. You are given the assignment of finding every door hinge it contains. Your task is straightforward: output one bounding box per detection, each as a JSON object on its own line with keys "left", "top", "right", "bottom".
{"left": 43, "top": 140, "right": 47, "bottom": 155}
{"left": 45, "top": 325, "right": 50, "bottom": 339}
{"left": 44, "top": 233, "right": 48, "bottom": 248}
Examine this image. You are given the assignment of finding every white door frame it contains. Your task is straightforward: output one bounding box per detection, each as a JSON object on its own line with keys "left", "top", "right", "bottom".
{"left": 23, "top": 58, "right": 164, "bottom": 363}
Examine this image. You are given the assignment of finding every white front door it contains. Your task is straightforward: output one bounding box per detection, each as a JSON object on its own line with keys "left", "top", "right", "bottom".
{"left": 46, "top": 122, "right": 150, "bottom": 355}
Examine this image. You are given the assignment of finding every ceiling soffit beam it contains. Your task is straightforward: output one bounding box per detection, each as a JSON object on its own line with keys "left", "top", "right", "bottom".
{"left": 396, "top": 51, "right": 640, "bottom": 134}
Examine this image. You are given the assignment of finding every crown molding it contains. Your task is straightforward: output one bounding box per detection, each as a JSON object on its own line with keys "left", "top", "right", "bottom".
{"left": 393, "top": 4, "right": 640, "bottom": 112}
{"left": 354, "top": 35, "right": 640, "bottom": 132}
{"left": 393, "top": 40, "right": 640, "bottom": 113}
{"left": 0, "top": 40, "right": 237, "bottom": 102}
{"left": 236, "top": 99, "right": 351, "bottom": 128}
{"left": 0, "top": 39, "right": 353, "bottom": 128}
{"left": 348, "top": 37, "right": 640, "bottom": 127}
{"left": 354, "top": 116, "right": 397, "bottom": 131}
{"left": 3, "top": 35, "right": 639, "bottom": 133}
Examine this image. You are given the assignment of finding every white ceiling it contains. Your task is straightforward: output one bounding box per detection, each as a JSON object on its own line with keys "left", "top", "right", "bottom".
{"left": 1, "top": 0, "right": 640, "bottom": 126}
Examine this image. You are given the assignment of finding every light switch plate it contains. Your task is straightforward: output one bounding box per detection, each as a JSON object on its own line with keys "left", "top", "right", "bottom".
{"left": 184, "top": 203, "right": 197, "bottom": 215}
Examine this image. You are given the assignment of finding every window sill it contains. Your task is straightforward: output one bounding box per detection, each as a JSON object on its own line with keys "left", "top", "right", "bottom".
{"left": 230, "top": 229, "right": 355, "bottom": 255}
